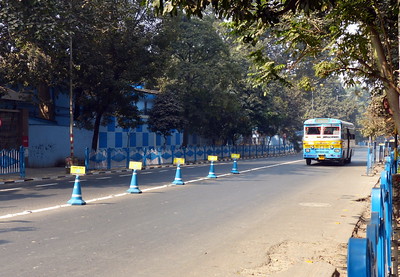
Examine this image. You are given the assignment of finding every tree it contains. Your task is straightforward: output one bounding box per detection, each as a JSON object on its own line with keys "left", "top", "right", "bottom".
{"left": 70, "top": 0, "right": 163, "bottom": 150}
{"left": 0, "top": 0, "right": 71, "bottom": 119}
{"left": 153, "top": 0, "right": 400, "bottom": 137}
{"left": 147, "top": 91, "right": 186, "bottom": 145}
{"left": 156, "top": 15, "right": 245, "bottom": 145}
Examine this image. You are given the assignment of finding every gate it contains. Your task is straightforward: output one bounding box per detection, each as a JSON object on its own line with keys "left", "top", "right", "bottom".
{"left": 0, "top": 146, "right": 25, "bottom": 178}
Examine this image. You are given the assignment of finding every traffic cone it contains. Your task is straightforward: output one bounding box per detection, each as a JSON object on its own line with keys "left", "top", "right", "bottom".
{"left": 231, "top": 159, "right": 240, "bottom": 174}
{"left": 207, "top": 161, "right": 217, "bottom": 178}
{"left": 67, "top": 175, "right": 86, "bottom": 205}
{"left": 127, "top": 169, "right": 142, "bottom": 194}
{"left": 172, "top": 164, "right": 185, "bottom": 185}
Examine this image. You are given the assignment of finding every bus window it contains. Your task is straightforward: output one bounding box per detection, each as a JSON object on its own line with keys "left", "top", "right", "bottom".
{"left": 323, "top": 127, "right": 340, "bottom": 135}
{"left": 305, "top": 127, "right": 321, "bottom": 135}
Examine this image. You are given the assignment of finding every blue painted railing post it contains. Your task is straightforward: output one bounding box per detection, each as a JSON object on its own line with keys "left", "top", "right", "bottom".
{"left": 125, "top": 148, "right": 130, "bottom": 169}
{"left": 19, "top": 146, "right": 25, "bottom": 178}
{"left": 372, "top": 187, "right": 386, "bottom": 277}
{"left": 366, "top": 147, "right": 372, "bottom": 175}
{"left": 171, "top": 146, "right": 175, "bottom": 164}
{"left": 203, "top": 146, "right": 207, "bottom": 161}
{"left": 158, "top": 147, "right": 162, "bottom": 165}
{"left": 85, "top": 147, "right": 90, "bottom": 172}
{"left": 347, "top": 238, "right": 372, "bottom": 277}
{"left": 183, "top": 146, "right": 187, "bottom": 162}
{"left": 107, "top": 148, "right": 112, "bottom": 170}
{"left": 194, "top": 146, "right": 197, "bottom": 162}
{"left": 143, "top": 148, "right": 147, "bottom": 167}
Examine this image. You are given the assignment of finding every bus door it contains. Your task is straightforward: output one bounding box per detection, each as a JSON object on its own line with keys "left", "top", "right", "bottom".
{"left": 346, "top": 128, "right": 351, "bottom": 159}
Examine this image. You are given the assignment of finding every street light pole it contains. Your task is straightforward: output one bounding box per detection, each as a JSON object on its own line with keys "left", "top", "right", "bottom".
{"left": 69, "top": 36, "right": 74, "bottom": 161}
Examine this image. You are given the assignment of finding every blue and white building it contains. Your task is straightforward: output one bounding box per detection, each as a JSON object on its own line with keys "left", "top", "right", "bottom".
{"left": 1, "top": 86, "right": 187, "bottom": 167}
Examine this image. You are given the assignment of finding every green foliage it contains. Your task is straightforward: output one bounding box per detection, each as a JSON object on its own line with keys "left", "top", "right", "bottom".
{"left": 151, "top": 0, "right": 400, "bottom": 138}
{"left": 155, "top": 16, "right": 248, "bottom": 145}
{"left": 0, "top": 1, "right": 70, "bottom": 88}
{"left": 147, "top": 91, "right": 186, "bottom": 142}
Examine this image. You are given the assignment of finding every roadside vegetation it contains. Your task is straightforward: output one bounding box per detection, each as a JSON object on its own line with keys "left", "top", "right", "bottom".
{"left": 2, "top": 0, "right": 393, "bottom": 149}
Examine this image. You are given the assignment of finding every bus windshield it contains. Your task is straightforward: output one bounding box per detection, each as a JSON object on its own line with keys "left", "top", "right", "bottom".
{"left": 305, "top": 127, "right": 321, "bottom": 135}
{"left": 323, "top": 127, "right": 340, "bottom": 135}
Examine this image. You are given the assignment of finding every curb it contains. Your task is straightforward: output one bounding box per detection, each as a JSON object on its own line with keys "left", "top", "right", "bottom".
{"left": 0, "top": 152, "right": 298, "bottom": 185}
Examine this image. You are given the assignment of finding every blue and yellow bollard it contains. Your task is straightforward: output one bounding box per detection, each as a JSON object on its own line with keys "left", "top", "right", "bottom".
{"left": 127, "top": 169, "right": 142, "bottom": 194}
{"left": 207, "top": 161, "right": 217, "bottom": 178}
{"left": 231, "top": 159, "right": 239, "bottom": 174}
{"left": 67, "top": 175, "right": 86, "bottom": 205}
{"left": 172, "top": 164, "right": 185, "bottom": 185}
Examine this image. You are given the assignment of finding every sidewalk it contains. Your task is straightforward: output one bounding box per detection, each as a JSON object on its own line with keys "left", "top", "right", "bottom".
{"left": 0, "top": 153, "right": 295, "bottom": 185}
{"left": 0, "top": 157, "right": 249, "bottom": 184}
{"left": 0, "top": 166, "right": 132, "bottom": 184}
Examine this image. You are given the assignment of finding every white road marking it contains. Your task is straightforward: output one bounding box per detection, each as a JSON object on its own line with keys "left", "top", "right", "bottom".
{"left": 0, "top": 187, "right": 21, "bottom": 192}
{"left": 0, "top": 159, "right": 303, "bottom": 219}
{"left": 36, "top": 183, "right": 58, "bottom": 188}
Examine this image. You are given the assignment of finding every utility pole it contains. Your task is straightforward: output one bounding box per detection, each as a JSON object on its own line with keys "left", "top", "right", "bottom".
{"left": 69, "top": 35, "right": 74, "bottom": 162}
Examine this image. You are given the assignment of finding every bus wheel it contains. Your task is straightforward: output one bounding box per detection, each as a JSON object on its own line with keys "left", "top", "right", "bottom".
{"left": 306, "top": 159, "right": 311, "bottom": 165}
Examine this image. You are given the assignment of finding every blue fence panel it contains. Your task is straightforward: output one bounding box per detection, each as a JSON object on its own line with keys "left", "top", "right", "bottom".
{"left": 86, "top": 143, "right": 294, "bottom": 171}
{"left": 88, "top": 148, "right": 108, "bottom": 170}
{"left": 184, "top": 146, "right": 196, "bottom": 163}
{"left": 110, "top": 148, "right": 128, "bottom": 169}
{"left": 146, "top": 148, "right": 161, "bottom": 166}
{"left": 160, "top": 147, "right": 173, "bottom": 164}
{"left": 348, "top": 154, "right": 395, "bottom": 277}
{"left": 0, "top": 146, "right": 25, "bottom": 178}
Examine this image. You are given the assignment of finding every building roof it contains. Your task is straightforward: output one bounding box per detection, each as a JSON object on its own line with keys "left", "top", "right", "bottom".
{"left": 0, "top": 87, "right": 32, "bottom": 102}
{"left": 133, "top": 88, "right": 160, "bottom": 95}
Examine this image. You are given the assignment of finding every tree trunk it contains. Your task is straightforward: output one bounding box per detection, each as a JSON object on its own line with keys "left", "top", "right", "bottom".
{"left": 369, "top": 25, "right": 400, "bottom": 132}
{"left": 38, "top": 82, "right": 54, "bottom": 120}
{"left": 182, "top": 129, "right": 189, "bottom": 147}
{"left": 91, "top": 112, "right": 103, "bottom": 151}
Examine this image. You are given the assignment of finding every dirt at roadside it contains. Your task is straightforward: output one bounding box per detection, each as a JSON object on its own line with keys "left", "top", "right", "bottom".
{"left": 236, "top": 169, "right": 379, "bottom": 277}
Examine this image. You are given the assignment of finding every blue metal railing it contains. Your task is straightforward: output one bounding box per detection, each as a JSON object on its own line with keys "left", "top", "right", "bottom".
{"left": 348, "top": 154, "right": 395, "bottom": 276}
{"left": 85, "top": 144, "right": 295, "bottom": 171}
{"left": 0, "top": 146, "right": 25, "bottom": 178}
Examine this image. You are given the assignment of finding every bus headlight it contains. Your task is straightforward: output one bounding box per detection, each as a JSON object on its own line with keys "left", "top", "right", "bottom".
{"left": 334, "top": 149, "right": 340, "bottom": 153}
{"left": 305, "top": 149, "right": 310, "bottom": 153}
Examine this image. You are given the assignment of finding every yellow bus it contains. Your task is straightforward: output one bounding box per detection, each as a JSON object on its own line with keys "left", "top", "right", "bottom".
{"left": 303, "top": 118, "right": 355, "bottom": 165}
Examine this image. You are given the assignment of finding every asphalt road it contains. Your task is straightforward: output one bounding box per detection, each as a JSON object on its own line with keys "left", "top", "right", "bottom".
{"left": 0, "top": 148, "right": 376, "bottom": 276}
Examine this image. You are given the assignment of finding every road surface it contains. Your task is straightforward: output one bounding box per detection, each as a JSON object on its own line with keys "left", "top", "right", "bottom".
{"left": 0, "top": 148, "right": 376, "bottom": 276}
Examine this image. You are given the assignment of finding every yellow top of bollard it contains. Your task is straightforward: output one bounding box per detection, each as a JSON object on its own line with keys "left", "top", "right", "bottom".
{"left": 173, "top": 158, "right": 185, "bottom": 165}
{"left": 208, "top": 155, "right": 218, "bottom": 161}
{"left": 70, "top": 166, "right": 86, "bottom": 175}
{"left": 129, "top": 161, "right": 143, "bottom": 170}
